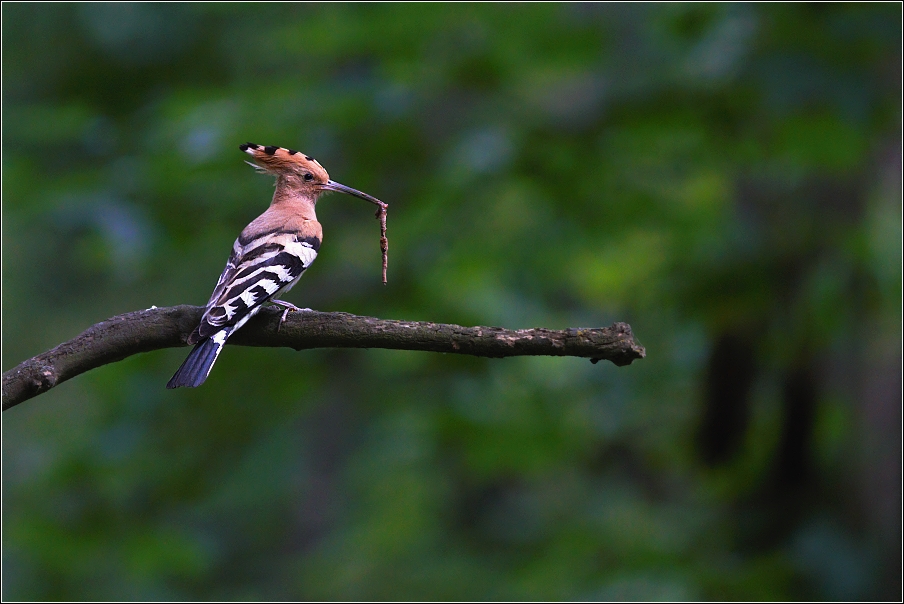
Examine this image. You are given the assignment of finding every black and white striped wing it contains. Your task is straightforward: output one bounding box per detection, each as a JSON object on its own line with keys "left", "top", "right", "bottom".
{"left": 192, "top": 234, "right": 319, "bottom": 342}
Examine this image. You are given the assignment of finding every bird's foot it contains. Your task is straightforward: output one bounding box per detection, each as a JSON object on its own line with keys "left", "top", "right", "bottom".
{"left": 271, "top": 300, "right": 312, "bottom": 332}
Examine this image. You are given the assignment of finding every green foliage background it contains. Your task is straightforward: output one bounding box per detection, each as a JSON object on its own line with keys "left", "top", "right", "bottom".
{"left": 2, "top": 3, "right": 900, "bottom": 600}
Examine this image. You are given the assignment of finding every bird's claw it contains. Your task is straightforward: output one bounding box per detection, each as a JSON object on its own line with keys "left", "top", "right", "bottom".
{"left": 278, "top": 307, "right": 294, "bottom": 332}
{"left": 272, "top": 300, "right": 312, "bottom": 333}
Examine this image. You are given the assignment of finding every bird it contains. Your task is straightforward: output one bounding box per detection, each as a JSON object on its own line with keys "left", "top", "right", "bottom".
{"left": 167, "top": 142, "right": 384, "bottom": 389}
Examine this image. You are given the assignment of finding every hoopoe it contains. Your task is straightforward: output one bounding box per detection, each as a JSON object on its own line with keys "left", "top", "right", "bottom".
{"left": 167, "top": 143, "right": 384, "bottom": 389}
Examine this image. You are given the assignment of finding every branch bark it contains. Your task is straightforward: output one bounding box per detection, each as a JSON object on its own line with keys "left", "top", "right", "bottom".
{"left": 2, "top": 305, "right": 645, "bottom": 411}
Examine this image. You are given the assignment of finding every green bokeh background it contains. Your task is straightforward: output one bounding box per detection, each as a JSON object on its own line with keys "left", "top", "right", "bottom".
{"left": 2, "top": 3, "right": 900, "bottom": 601}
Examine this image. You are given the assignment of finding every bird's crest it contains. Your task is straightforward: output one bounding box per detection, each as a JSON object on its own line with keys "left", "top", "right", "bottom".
{"left": 239, "top": 142, "right": 328, "bottom": 180}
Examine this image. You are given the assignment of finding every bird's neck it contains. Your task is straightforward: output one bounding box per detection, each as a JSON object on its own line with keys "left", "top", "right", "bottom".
{"left": 270, "top": 177, "right": 318, "bottom": 221}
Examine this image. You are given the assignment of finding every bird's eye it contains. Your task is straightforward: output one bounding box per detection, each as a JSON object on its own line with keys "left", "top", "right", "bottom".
{"left": 303, "top": 173, "right": 314, "bottom": 182}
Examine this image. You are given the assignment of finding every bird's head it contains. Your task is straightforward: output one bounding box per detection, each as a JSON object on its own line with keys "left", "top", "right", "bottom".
{"left": 239, "top": 142, "right": 382, "bottom": 206}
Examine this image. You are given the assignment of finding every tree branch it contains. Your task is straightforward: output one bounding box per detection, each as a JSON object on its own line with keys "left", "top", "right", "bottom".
{"left": 2, "top": 305, "right": 645, "bottom": 411}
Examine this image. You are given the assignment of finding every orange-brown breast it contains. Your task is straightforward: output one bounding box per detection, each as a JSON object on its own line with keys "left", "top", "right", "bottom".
{"left": 239, "top": 210, "right": 322, "bottom": 245}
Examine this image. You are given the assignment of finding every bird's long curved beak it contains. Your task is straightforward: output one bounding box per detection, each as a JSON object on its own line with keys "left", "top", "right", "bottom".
{"left": 320, "top": 180, "right": 384, "bottom": 206}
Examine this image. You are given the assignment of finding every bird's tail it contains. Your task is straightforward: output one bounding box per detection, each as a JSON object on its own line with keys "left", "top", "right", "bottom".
{"left": 166, "top": 331, "right": 228, "bottom": 389}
